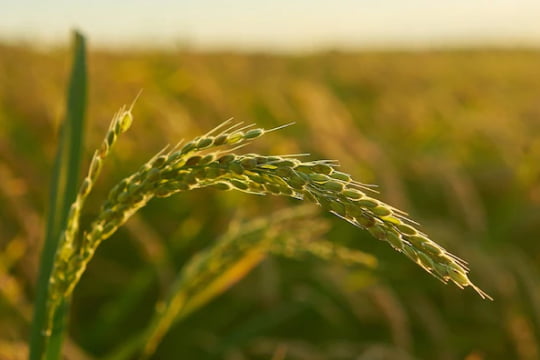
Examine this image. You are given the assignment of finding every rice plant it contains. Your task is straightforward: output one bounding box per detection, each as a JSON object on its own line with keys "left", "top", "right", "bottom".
{"left": 37, "top": 101, "right": 490, "bottom": 357}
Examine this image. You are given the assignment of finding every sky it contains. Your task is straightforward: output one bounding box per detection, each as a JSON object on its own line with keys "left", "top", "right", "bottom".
{"left": 2, "top": 0, "right": 540, "bottom": 51}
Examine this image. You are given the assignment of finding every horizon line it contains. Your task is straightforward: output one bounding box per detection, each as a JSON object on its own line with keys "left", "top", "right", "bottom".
{"left": 2, "top": 33, "right": 540, "bottom": 54}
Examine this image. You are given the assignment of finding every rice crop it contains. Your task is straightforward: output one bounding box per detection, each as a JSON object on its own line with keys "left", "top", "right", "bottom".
{"left": 44, "top": 103, "right": 490, "bottom": 347}
{"left": 5, "top": 39, "right": 534, "bottom": 360}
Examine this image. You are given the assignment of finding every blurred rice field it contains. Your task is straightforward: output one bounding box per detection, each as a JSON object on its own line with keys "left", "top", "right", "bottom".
{"left": 1, "top": 43, "right": 540, "bottom": 359}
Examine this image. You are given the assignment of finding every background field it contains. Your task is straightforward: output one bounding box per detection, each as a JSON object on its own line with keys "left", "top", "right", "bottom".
{"left": 1, "top": 44, "right": 540, "bottom": 359}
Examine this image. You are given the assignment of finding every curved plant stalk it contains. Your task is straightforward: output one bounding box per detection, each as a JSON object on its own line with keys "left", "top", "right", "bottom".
{"left": 44, "top": 102, "right": 135, "bottom": 335}
{"left": 107, "top": 205, "right": 377, "bottom": 360}
{"left": 139, "top": 206, "right": 323, "bottom": 359}
{"left": 43, "top": 100, "right": 491, "bottom": 358}
{"left": 48, "top": 112, "right": 492, "bottom": 318}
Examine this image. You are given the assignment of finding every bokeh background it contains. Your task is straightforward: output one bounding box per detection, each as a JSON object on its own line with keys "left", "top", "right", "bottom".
{"left": 1, "top": 1, "right": 540, "bottom": 359}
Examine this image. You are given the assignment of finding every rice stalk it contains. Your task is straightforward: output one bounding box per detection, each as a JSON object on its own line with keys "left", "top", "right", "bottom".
{"left": 106, "top": 206, "right": 330, "bottom": 360}
{"left": 138, "top": 206, "right": 326, "bottom": 358}
{"left": 131, "top": 206, "right": 378, "bottom": 359}
{"left": 46, "top": 107, "right": 492, "bottom": 337}
{"left": 45, "top": 103, "right": 135, "bottom": 332}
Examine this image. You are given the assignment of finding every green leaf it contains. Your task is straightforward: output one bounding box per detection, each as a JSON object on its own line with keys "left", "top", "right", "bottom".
{"left": 29, "top": 30, "right": 87, "bottom": 360}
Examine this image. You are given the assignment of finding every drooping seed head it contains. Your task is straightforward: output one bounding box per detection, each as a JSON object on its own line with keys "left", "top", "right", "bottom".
{"left": 56, "top": 116, "right": 492, "bottom": 313}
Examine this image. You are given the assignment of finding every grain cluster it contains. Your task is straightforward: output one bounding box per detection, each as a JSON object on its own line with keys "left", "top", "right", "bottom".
{"left": 47, "top": 107, "right": 491, "bottom": 330}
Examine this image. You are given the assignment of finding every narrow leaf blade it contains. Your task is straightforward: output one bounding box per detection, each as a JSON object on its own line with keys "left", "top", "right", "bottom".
{"left": 29, "top": 30, "right": 87, "bottom": 360}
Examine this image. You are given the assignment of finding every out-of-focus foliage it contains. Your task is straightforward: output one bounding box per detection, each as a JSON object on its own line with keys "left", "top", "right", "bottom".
{"left": 0, "top": 43, "right": 539, "bottom": 359}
